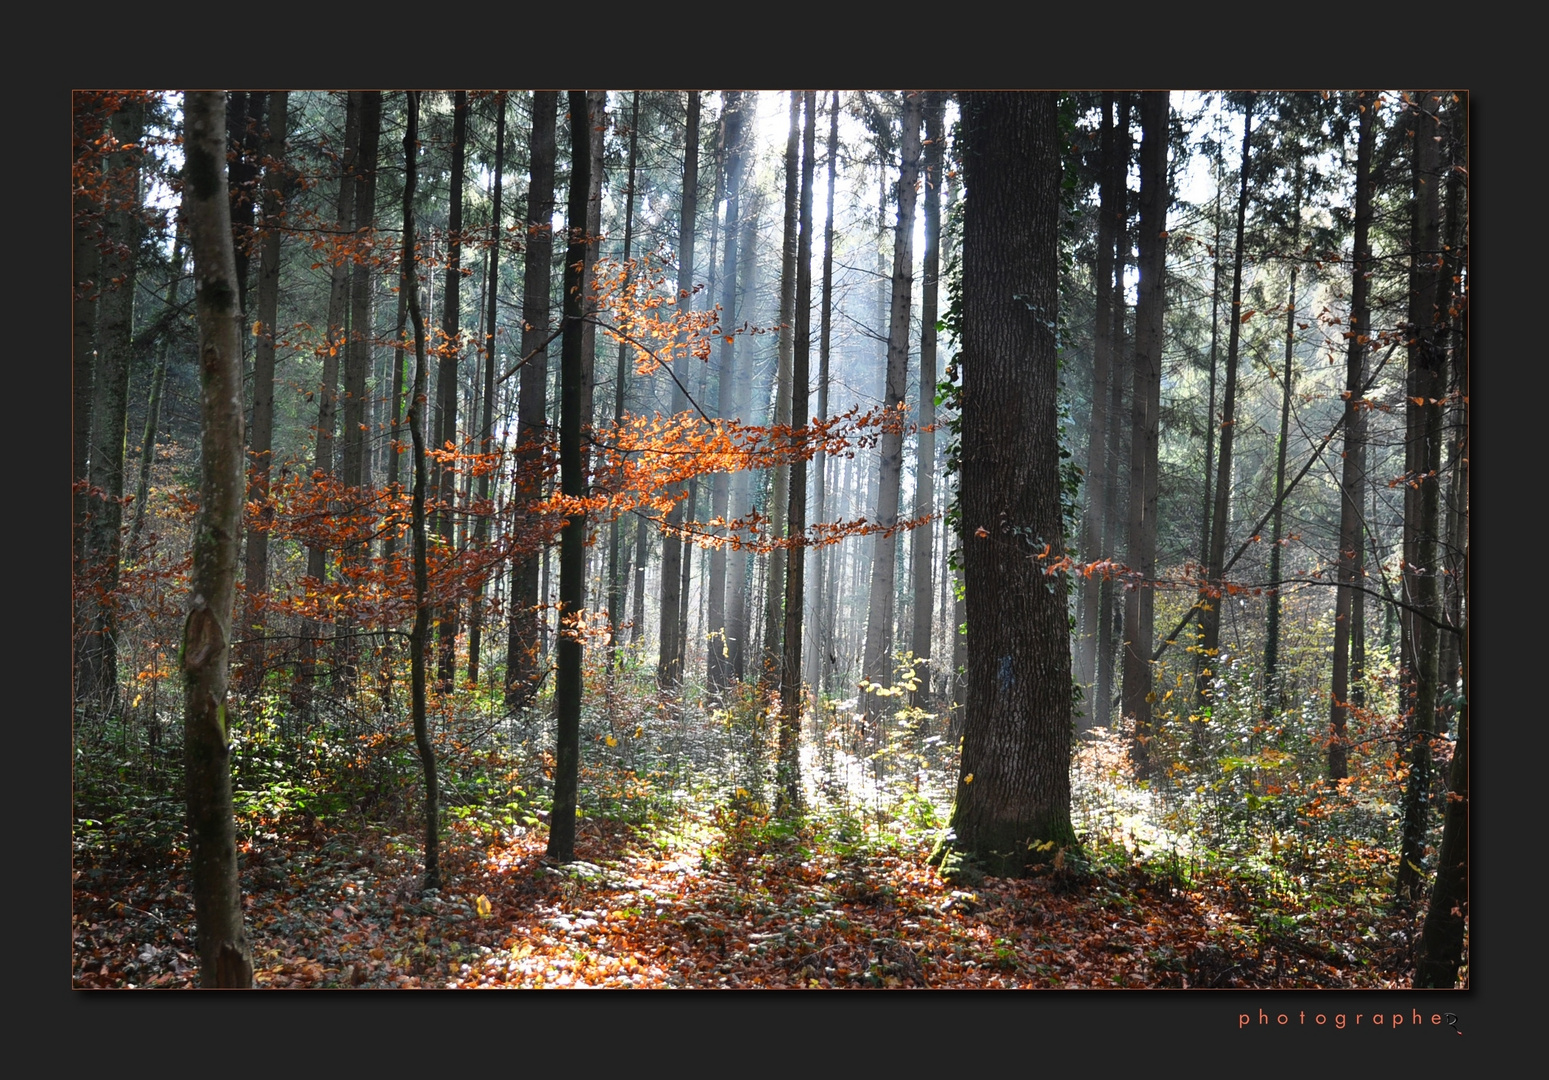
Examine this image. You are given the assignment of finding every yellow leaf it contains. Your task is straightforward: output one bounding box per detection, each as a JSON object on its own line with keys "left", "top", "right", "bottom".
{"left": 474, "top": 895, "right": 492, "bottom": 919}
{"left": 963, "top": 773, "right": 974, "bottom": 784}
{"left": 605, "top": 735, "right": 617, "bottom": 747}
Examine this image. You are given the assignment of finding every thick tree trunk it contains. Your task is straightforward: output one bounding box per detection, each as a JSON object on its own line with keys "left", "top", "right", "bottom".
{"left": 937, "top": 92, "right": 1074, "bottom": 878}
{"left": 1122, "top": 92, "right": 1168, "bottom": 777}
{"left": 861, "top": 92, "right": 923, "bottom": 716}
{"left": 179, "top": 91, "right": 256, "bottom": 988}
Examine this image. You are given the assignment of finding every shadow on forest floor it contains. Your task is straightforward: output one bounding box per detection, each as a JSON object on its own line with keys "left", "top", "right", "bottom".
{"left": 72, "top": 795, "right": 1423, "bottom": 989}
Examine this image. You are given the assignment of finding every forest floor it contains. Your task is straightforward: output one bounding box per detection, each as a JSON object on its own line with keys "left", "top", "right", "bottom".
{"left": 72, "top": 789, "right": 1426, "bottom": 990}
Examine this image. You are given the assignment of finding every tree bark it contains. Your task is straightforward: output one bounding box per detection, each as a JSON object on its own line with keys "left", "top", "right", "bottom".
{"left": 507, "top": 91, "right": 558, "bottom": 711}
{"left": 179, "top": 90, "right": 256, "bottom": 987}
{"left": 777, "top": 91, "right": 815, "bottom": 815}
{"left": 935, "top": 91, "right": 1075, "bottom": 879}
{"left": 548, "top": 91, "right": 595, "bottom": 864}
{"left": 656, "top": 92, "right": 700, "bottom": 693}
{"left": 239, "top": 92, "right": 289, "bottom": 693}
{"left": 467, "top": 92, "right": 507, "bottom": 687}
{"left": 1328, "top": 93, "right": 1374, "bottom": 780}
{"left": 908, "top": 91, "right": 945, "bottom": 713}
{"left": 434, "top": 91, "right": 468, "bottom": 692}
{"left": 1122, "top": 92, "right": 1168, "bottom": 777}
{"left": 400, "top": 92, "right": 441, "bottom": 891}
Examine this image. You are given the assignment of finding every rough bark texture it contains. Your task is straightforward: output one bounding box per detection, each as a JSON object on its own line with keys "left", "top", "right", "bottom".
{"left": 507, "top": 91, "right": 558, "bottom": 711}
{"left": 777, "top": 91, "right": 815, "bottom": 815}
{"left": 937, "top": 92, "right": 1074, "bottom": 879}
{"left": 1396, "top": 91, "right": 1446, "bottom": 905}
{"left": 1122, "top": 92, "right": 1168, "bottom": 777}
{"left": 180, "top": 91, "right": 256, "bottom": 988}
{"left": 548, "top": 92, "right": 594, "bottom": 864}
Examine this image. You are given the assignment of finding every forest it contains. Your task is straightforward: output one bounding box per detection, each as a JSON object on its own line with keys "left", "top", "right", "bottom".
{"left": 71, "top": 89, "right": 1467, "bottom": 990}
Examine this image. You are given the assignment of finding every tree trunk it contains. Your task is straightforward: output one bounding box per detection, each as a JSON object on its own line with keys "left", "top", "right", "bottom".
{"left": 1262, "top": 155, "right": 1302, "bottom": 717}
{"left": 239, "top": 92, "right": 289, "bottom": 693}
{"left": 1396, "top": 90, "right": 1447, "bottom": 905}
{"left": 777, "top": 91, "right": 815, "bottom": 815}
{"left": 608, "top": 92, "right": 641, "bottom": 663}
{"left": 860, "top": 91, "right": 923, "bottom": 717}
{"left": 548, "top": 91, "right": 595, "bottom": 864}
{"left": 294, "top": 91, "right": 359, "bottom": 711}
{"left": 434, "top": 91, "right": 468, "bottom": 692}
{"left": 179, "top": 90, "right": 256, "bottom": 987}
{"left": 908, "top": 91, "right": 945, "bottom": 713}
{"left": 1121, "top": 92, "right": 1168, "bottom": 777}
{"left": 805, "top": 91, "right": 842, "bottom": 695}
{"left": 129, "top": 223, "right": 184, "bottom": 555}
{"left": 79, "top": 94, "right": 145, "bottom": 716}
{"left": 1328, "top": 94, "right": 1374, "bottom": 780}
{"left": 400, "top": 92, "right": 441, "bottom": 891}
{"left": 467, "top": 92, "right": 507, "bottom": 687}
{"left": 1195, "top": 98, "right": 1253, "bottom": 713}
{"left": 706, "top": 91, "right": 745, "bottom": 698}
{"left": 936, "top": 92, "right": 1074, "bottom": 879}
{"left": 507, "top": 91, "right": 559, "bottom": 711}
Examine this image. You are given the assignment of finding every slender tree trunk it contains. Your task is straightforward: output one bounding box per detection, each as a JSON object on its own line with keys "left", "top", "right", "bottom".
{"left": 908, "top": 91, "right": 945, "bottom": 713}
{"left": 1195, "top": 99, "right": 1253, "bottom": 712}
{"left": 777, "top": 91, "right": 815, "bottom": 815}
{"left": 467, "top": 92, "right": 506, "bottom": 688}
{"left": 608, "top": 92, "right": 640, "bottom": 664}
{"left": 130, "top": 224, "right": 184, "bottom": 556}
{"left": 1262, "top": 155, "right": 1302, "bottom": 717}
{"left": 240, "top": 92, "right": 288, "bottom": 693}
{"left": 506, "top": 91, "right": 558, "bottom": 711}
{"left": 434, "top": 91, "right": 468, "bottom": 693}
{"left": 861, "top": 91, "right": 923, "bottom": 717}
{"left": 805, "top": 91, "right": 842, "bottom": 695}
{"left": 1396, "top": 91, "right": 1447, "bottom": 905}
{"left": 179, "top": 91, "right": 256, "bottom": 987}
{"left": 79, "top": 94, "right": 145, "bottom": 716}
{"left": 400, "top": 92, "right": 440, "bottom": 891}
{"left": 1329, "top": 94, "right": 1374, "bottom": 780}
{"left": 657, "top": 91, "right": 700, "bottom": 693}
{"left": 294, "top": 92, "right": 359, "bottom": 711}
{"left": 548, "top": 91, "right": 595, "bottom": 864}
{"left": 706, "top": 91, "right": 744, "bottom": 698}
{"left": 74, "top": 93, "right": 103, "bottom": 600}
{"left": 1076, "top": 93, "right": 1118, "bottom": 713}
{"left": 1122, "top": 92, "right": 1169, "bottom": 777}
